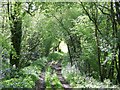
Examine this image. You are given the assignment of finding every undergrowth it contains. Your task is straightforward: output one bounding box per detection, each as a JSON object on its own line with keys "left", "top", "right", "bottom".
{"left": 45, "top": 66, "right": 63, "bottom": 89}
{"left": 62, "top": 63, "right": 120, "bottom": 89}
{"left": 1, "top": 57, "right": 47, "bottom": 88}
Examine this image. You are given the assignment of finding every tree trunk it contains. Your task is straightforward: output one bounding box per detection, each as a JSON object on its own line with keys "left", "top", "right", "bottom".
{"left": 115, "top": 2, "right": 120, "bottom": 84}
{"left": 67, "top": 43, "right": 73, "bottom": 66}
{"left": 95, "top": 25, "right": 102, "bottom": 82}
{"left": 8, "top": 2, "right": 22, "bottom": 68}
{"left": 118, "top": 46, "right": 120, "bottom": 83}
{"left": 66, "top": 34, "right": 81, "bottom": 67}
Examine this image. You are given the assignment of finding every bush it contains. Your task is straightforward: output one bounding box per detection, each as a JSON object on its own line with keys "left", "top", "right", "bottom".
{"left": 48, "top": 52, "right": 63, "bottom": 61}
{"left": 62, "top": 63, "right": 119, "bottom": 89}
{"left": 1, "top": 57, "right": 47, "bottom": 88}
{"left": 45, "top": 67, "right": 63, "bottom": 89}
{"left": 1, "top": 75, "right": 34, "bottom": 88}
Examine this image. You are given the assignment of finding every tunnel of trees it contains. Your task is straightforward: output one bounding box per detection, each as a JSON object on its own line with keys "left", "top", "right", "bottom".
{"left": 0, "top": 1, "right": 120, "bottom": 89}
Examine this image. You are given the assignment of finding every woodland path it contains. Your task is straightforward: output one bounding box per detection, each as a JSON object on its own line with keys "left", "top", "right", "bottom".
{"left": 35, "top": 60, "right": 72, "bottom": 90}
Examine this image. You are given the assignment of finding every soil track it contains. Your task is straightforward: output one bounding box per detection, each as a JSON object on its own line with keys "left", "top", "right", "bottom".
{"left": 35, "top": 60, "right": 72, "bottom": 90}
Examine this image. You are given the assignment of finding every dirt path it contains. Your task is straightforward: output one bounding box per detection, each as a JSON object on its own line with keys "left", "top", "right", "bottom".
{"left": 35, "top": 67, "right": 46, "bottom": 90}
{"left": 50, "top": 60, "right": 72, "bottom": 90}
{"left": 35, "top": 60, "right": 72, "bottom": 90}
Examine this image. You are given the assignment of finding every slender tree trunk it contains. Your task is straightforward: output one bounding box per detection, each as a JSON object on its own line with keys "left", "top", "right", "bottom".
{"left": 80, "top": 3, "right": 103, "bottom": 81}
{"left": 67, "top": 43, "right": 73, "bottom": 66}
{"left": 117, "top": 46, "right": 120, "bottom": 83}
{"left": 109, "top": 2, "right": 119, "bottom": 83}
{"left": 115, "top": 2, "right": 120, "bottom": 84}
{"left": 95, "top": 24, "right": 103, "bottom": 82}
{"left": 101, "top": 52, "right": 108, "bottom": 79}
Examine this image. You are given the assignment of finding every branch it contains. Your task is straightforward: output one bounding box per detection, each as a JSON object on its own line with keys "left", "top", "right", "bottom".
{"left": 28, "top": 40, "right": 40, "bottom": 51}
{"left": 98, "top": 6, "right": 110, "bottom": 16}
{"left": 80, "top": 2, "right": 112, "bottom": 46}
{"left": 99, "top": 4, "right": 111, "bottom": 11}
{"left": 52, "top": 14, "right": 71, "bottom": 36}
{"left": 22, "top": 2, "right": 38, "bottom": 16}
{"left": 80, "top": 2, "right": 95, "bottom": 23}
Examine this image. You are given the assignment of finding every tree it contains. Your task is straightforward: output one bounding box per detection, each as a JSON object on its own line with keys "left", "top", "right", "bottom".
{"left": 7, "top": 2, "right": 22, "bottom": 68}
{"left": 80, "top": 2, "right": 103, "bottom": 81}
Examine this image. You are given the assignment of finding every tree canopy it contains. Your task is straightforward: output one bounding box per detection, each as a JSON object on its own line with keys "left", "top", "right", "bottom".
{"left": 0, "top": 1, "right": 120, "bottom": 89}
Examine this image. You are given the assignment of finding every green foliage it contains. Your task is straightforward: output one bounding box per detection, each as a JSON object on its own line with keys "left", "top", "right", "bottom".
{"left": 62, "top": 64, "right": 119, "bottom": 88}
{"left": 31, "top": 57, "right": 47, "bottom": 68}
{"left": 45, "top": 71, "right": 63, "bottom": 89}
{"left": 1, "top": 75, "right": 34, "bottom": 88}
{"left": 0, "top": 35, "right": 10, "bottom": 50}
{"left": 61, "top": 53, "right": 69, "bottom": 67}
{"left": 20, "top": 66, "right": 40, "bottom": 81}
{"left": 48, "top": 52, "right": 63, "bottom": 61}
{"left": 1, "top": 57, "right": 47, "bottom": 88}
{"left": 1, "top": 2, "right": 120, "bottom": 89}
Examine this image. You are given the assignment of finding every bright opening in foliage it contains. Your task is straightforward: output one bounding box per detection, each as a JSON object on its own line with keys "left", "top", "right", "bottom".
{"left": 59, "top": 41, "right": 68, "bottom": 53}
